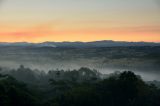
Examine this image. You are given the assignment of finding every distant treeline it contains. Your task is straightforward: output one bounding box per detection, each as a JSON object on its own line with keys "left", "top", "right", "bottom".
{"left": 1, "top": 65, "right": 101, "bottom": 86}
{"left": 0, "top": 65, "right": 160, "bottom": 106}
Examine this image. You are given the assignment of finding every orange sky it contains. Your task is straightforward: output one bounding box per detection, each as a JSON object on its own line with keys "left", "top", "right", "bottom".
{"left": 0, "top": 0, "right": 159, "bottom": 42}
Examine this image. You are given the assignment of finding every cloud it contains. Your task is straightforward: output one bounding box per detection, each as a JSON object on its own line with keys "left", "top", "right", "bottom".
{"left": 123, "top": 26, "right": 160, "bottom": 34}
{"left": 0, "top": 20, "right": 59, "bottom": 37}
{"left": 1, "top": 25, "right": 160, "bottom": 37}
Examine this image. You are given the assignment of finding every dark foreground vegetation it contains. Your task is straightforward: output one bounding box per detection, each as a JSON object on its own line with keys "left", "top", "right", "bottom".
{"left": 0, "top": 66, "right": 160, "bottom": 106}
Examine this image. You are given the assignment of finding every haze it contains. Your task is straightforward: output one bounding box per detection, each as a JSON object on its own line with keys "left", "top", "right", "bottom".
{"left": 0, "top": 0, "right": 159, "bottom": 42}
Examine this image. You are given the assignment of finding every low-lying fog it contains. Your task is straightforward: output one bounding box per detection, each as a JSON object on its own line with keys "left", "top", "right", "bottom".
{"left": 0, "top": 46, "right": 159, "bottom": 81}
{"left": 0, "top": 60, "right": 159, "bottom": 81}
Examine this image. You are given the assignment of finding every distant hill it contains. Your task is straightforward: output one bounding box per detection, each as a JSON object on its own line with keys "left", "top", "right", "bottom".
{"left": 0, "top": 40, "right": 160, "bottom": 48}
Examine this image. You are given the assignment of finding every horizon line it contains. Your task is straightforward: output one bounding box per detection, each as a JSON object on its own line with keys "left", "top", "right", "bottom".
{"left": 0, "top": 40, "right": 160, "bottom": 44}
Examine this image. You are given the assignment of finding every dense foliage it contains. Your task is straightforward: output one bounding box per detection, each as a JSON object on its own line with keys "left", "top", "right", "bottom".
{"left": 0, "top": 66, "right": 160, "bottom": 106}
{"left": 0, "top": 74, "right": 39, "bottom": 106}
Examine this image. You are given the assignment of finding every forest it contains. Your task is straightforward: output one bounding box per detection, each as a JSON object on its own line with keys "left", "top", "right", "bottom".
{"left": 0, "top": 65, "right": 160, "bottom": 106}
{"left": 0, "top": 0, "right": 160, "bottom": 105}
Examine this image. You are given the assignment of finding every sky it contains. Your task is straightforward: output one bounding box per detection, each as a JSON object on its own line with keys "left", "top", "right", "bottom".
{"left": 0, "top": 0, "right": 159, "bottom": 42}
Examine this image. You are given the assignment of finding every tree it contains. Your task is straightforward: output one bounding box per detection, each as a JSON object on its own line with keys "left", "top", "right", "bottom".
{"left": 0, "top": 74, "right": 39, "bottom": 106}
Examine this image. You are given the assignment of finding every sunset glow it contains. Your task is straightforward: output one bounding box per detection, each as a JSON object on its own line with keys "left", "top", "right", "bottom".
{"left": 0, "top": 0, "right": 160, "bottom": 42}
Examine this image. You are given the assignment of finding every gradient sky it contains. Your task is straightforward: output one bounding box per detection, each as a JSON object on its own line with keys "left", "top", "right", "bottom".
{"left": 0, "top": 0, "right": 160, "bottom": 42}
